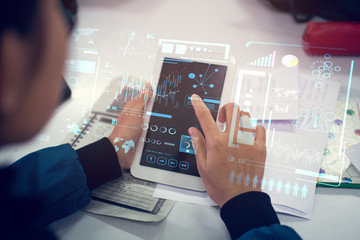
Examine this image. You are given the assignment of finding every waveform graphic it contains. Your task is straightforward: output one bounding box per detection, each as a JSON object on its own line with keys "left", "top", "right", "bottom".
{"left": 155, "top": 73, "right": 182, "bottom": 108}
{"left": 246, "top": 51, "right": 276, "bottom": 68}
{"left": 113, "top": 73, "right": 181, "bottom": 109}
{"left": 119, "top": 73, "right": 153, "bottom": 104}
{"left": 157, "top": 74, "right": 182, "bottom": 96}
{"left": 269, "top": 141, "right": 323, "bottom": 167}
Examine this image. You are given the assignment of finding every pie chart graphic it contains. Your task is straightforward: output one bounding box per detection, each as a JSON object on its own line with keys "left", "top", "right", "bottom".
{"left": 282, "top": 55, "right": 299, "bottom": 67}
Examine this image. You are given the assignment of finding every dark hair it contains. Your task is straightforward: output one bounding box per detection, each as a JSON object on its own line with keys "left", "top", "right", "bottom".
{"left": 61, "top": 0, "right": 78, "bottom": 31}
{"left": 0, "top": 0, "right": 78, "bottom": 37}
{"left": 0, "top": 0, "right": 40, "bottom": 36}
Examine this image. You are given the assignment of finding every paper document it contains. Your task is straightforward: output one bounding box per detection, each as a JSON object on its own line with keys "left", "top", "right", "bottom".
{"left": 92, "top": 173, "right": 162, "bottom": 213}
{"left": 153, "top": 184, "right": 217, "bottom": 206}
{"left": 83, "top": 173, "right": 175, "bottom": 222}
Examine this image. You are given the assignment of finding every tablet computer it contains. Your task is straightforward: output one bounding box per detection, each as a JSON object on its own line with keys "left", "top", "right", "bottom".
{"left": 131, "top": 51, "right": 236, "bottom": 191}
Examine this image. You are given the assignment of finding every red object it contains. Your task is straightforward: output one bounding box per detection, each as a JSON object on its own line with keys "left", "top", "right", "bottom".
{"left": 303, "top": 22, "right": 360, "bottom": 56}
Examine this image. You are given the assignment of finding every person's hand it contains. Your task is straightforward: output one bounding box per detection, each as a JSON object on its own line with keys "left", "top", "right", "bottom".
{"left": 188, "top": 94, "right": 266, "bottom": 208}
{"left": 108, "top": 84, "right": 153, "bottom": 170}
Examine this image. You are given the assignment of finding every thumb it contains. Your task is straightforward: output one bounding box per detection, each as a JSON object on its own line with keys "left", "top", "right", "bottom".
{"left": 188, "top": 127, "right": 206, "bottom": 171}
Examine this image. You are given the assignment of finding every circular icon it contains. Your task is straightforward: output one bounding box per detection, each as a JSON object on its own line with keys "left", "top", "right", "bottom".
{"left": 145, "top": 138, "right": 150, "bottom": 143}
{"left": 68, "top": 76, "right": 79, "bottom": 87}
{"left": 312, "top": 70, "right": 320, "bottom": 77}
{"left": 151, "top": 139, "right": 156, "bottom": 144}
{"left": 150, "top": 125, "right": 158, "bottom": 132}
{"left": 168, "top": 128, "right": 176, "bottom": 135}
{"left": 139, "top": 137, "right": 145, "bottom": 142}
{"left": 324, "top": 112, "right": 335, "bottom": 121}
{"left": 318, "top": 65, "right": 325, "bottom": 71}
{"left": 156, "top": 140, "right": 162, "bottom": 145}
{"left": 142, "top": 123, "right": 149, "bottom": 130}
{"left": 324, "top": 61, "right": 333, "bottom": 68}
{"left": 281, "top": 55, "right": 299, "bottom": 67}
{"left": 324, "top": 53, "right": 331, "bottom": 59}
{"left": 314, "top": 82, "right": 323, "bottom": 88}
{"left": 323, "top": 73, "right": 331, "bottom": 79}
{"left": 334, "top": 66, "right": 341, "bottom": 72}
{"left": 159, "top": 126, "right": 167, "bottom": 133}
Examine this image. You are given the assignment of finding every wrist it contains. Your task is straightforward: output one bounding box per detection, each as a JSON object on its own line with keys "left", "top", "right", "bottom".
{"left": 107, "top": 136, "right": 136, "bottom": 170}
{"left": 220, "top": 192, "right": 279, "bottom": 239}
{"left": 76, "top": 137, "right": 122, "bottom": 190}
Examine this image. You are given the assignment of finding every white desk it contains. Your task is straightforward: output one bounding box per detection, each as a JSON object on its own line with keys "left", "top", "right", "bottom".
{"left": 2, "top": 0, "right": 360, "bottom": 239}
{"left": 50, "top": 187, "right": 360, "bottom": 240}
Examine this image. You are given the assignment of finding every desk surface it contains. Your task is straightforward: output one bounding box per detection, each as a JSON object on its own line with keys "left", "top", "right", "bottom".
{"left": 50, "top": 187, "right": 360, "bottom": 240}
{"left": 2, "top": 0, "right": 360, "bottom": 239}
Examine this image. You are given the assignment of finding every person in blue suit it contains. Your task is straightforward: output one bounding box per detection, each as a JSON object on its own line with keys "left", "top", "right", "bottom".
{"left": 0, "top": 0, "right": 301, "bottom": 239}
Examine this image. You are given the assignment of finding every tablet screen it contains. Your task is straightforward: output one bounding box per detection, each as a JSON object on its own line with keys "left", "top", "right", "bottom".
{"left": 140, "top": 58, "right": 227, "bottom": 176}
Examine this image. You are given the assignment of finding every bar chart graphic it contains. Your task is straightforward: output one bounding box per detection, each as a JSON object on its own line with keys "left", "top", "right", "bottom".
{"left": 246, "top": 51, "right": 276, "bottom": 68}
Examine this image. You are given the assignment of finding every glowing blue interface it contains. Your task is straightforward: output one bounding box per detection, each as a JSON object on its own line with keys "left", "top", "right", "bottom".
{"left": 140, "top": 58, "right": 227, "bottom": 176}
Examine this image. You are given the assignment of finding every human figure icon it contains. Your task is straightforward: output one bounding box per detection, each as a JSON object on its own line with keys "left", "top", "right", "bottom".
{"left": 229, "top": 170, "right": 235, "bottom": 183}
{"left": 237, "top": 172, "right": 242, "bottom": 185}
{"left": 252, "top": 175, "right": 259, "bottom": 188}
{"left": 284, "top": 181, "right": 291, "bottom": 195}
{"left": 268, "top": 178, "right": 275, "bottom": 191}
{"left": 293, "top": 183, "right": 299, "bottom": 197}
{"left": 293, "top": 107, "right": 335, "bottom": 134}
{"left": 245, "top": 174, "right": 251, "bottom": 187}
{"left": 276, "top": 180, "right": 282, "bottom": 193}
{"left": 301, "top": 185, "right": 308, "bottom": 198}
{"left": 260, "top": 177, "right": 267, "bottom": 190}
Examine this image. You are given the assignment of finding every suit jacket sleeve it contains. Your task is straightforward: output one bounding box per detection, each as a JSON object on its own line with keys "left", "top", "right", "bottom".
{"left": 220, "top": 192, "right": 302, "bottom": 240}
{"left": 7, "top": 137, "right": 121, "bottom": 224}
